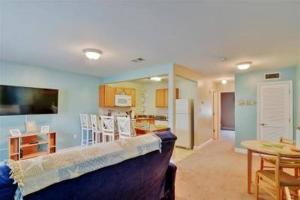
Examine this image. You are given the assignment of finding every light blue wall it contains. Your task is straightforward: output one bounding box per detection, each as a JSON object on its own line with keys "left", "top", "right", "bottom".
{"left": 297, "top": 65, "right": 300, "bottom": 127}
{"left": 101, "top": 63, "right": 176, "bottom": 130}
{"left": 0, "top": 62, "right": 101, "bottom": 160}
{"left": 235, "top": 66, "right": 298, "bottom": 148}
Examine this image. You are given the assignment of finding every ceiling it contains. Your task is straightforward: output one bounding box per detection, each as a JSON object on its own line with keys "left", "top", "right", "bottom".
{"left": 0, "top": 1, "right": 299, "bottom": 78}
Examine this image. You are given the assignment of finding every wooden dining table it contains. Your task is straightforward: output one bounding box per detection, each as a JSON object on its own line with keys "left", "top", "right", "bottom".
{"left": 241, "top": 140, "right": 300, "bottom": 194}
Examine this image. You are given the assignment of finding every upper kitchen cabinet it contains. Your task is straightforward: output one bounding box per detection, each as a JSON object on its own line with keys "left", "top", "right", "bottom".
{"left": 155, "top": 89, "right": 166, "bottom": 107}
{"left": 125, "top": 88, "right": 136, "bottom": 107}
{"left": 155, "top": 88, "right": 179, "bottom": 107}
{"left": 99, "top": 85, "right": 116, "bottom": 107}
{"left": 100, "top": 85, "right": 136, "bottom": 107}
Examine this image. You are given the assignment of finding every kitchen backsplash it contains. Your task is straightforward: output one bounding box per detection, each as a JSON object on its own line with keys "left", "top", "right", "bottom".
{"left": 99, "top": 107, "right": 167, "bottom": 117}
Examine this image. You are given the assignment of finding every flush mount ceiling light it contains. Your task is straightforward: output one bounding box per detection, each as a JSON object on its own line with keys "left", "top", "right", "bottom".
{"left": 221, "top": 80, "right": 227, "bottom": 85}
{"left": 83, "top": 48, "right": 102, "bottom": 60}
{"left": 237, "top": 62, "right": 252, "bottom": 70}
{"left": 150, "top": 77, "right": 162, "bottom": 82}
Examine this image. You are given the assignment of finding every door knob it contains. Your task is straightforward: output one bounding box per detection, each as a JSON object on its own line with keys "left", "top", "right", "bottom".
{"left": 260, "top": 123, "right": 266, "bottom": 126}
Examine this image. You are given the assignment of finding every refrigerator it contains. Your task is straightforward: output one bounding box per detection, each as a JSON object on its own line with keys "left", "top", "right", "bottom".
{"left": 175, "top": 99, "right": 193, "bottom": 149}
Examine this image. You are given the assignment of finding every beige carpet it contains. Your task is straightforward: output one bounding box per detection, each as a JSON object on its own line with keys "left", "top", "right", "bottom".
{"left": 172, "top": 147, "right": 194, "bottom": 163}
{"left": 175, "top": 132, "right": 271, "bottom": 200}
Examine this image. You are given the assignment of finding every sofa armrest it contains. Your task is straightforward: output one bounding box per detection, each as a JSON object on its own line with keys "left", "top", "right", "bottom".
{"left": 0, "top": 186, "right": 17, "bottom": 200}
{"left": 0, "top": 162, "right": 17, "bottom": 200}
{"left": 162, "top": 162, "right": 177, "bottom": 200}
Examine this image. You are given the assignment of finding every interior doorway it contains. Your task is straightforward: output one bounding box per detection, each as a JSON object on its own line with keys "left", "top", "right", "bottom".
{"left": 220, "top": 92, "right": 235, "bottom": 131}
{"left": 212, "top": 80, "right": 235, "bottom": 141}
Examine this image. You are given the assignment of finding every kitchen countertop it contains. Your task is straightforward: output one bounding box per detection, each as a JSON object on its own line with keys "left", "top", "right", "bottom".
{"left": 134, "top": 115, "right": 168, "bottom": 121}
{"left": 135, "top": 125, "right": 170, "bottom": 134}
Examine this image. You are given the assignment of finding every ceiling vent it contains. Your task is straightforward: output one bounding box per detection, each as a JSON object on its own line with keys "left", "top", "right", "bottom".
{"left": 131, "top": 57, "right": 145, "bottom": 63}
{"left": 265, "top": 72, "right": 280, "bottom": 80}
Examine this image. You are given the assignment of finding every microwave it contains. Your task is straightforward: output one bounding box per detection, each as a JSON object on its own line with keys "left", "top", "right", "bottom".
{"left": 115, "top": 95, "right": 132, "bottom": 107}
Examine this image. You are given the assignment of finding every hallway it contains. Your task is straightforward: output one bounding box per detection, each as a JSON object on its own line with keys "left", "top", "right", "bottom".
{"left": 175, "top": 132, "right": 266, "bottom": 200}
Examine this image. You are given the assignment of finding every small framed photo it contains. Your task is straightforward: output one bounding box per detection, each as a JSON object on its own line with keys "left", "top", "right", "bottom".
{"left": 41, "top": 125, "right": 50, "bottom": 133}
{"left": 9, "top": 129, "right": 21, "bottom": 137}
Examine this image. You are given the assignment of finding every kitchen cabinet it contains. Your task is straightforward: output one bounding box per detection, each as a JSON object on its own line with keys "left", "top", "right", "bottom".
{"left": 155, "top": 89, "right": 167, "bottom": 107}
{"left": 125, "top": 88, "right": 136, "bottom": 107}
{"left": 100, "top": 85, "right": 136, "bottom": 107}
{"left": 99, "top": 85, "right": 116, "bottom": 107}
{"left": 155, "top": 88, "right": 179, "bottom": 107}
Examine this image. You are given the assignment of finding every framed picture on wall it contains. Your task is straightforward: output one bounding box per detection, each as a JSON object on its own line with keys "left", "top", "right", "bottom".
{"left": 41, "top": 125, "right": 50, "bottom": 133}
{"left": 9, "top": 129, "right": 21, "bottom": 137}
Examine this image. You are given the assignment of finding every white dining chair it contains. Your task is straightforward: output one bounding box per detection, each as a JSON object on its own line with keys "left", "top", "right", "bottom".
{"left": 100, "top": 116, "right": 115, "bottom": 143}
{"left": 90, "top": 114, "right": 102, "bottom": 144}
{"left": 117, "top": 116, "right": 133, "bottom": 139}
{"left": 80, "top": 114, "right": 93, "bottom": 146}
{"left": 40, "top": 125, "right": 50, "bottom": 133}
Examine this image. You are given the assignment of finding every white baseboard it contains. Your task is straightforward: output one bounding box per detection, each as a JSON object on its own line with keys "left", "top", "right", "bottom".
{"left": 234, "top": 147, "right": 260, "bottom": 156}
{"left": 234, "top": 147, "right": 247, "bottom": 154}
{"left": 194, "top": 138, "right": 213, "bottom": 150}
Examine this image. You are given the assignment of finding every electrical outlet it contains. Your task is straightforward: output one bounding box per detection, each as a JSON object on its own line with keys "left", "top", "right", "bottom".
{"left": 73, "top": 134, "right": 77, "bottom": 139}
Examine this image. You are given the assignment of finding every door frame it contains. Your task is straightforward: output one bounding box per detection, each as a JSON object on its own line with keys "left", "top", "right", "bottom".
{"left": 220, "top": 92, "right": 235, "bottom": 131}
{"left": 212, "top": 91, "right": 221, "bottom": 139}
{"left": 257, "top": 80, "right": 293, "bottom": 140}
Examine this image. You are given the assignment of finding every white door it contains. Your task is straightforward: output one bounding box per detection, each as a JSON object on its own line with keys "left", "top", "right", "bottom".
{"left": 257, "top": 81, "right": 293, "bottom": 142}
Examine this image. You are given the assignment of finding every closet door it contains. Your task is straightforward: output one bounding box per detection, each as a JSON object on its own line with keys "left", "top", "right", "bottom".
{"left": 257, "top": 81, "right": 293, "bottom": 142}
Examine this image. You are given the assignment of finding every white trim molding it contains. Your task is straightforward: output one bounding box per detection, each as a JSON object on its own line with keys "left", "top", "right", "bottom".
{"left": 234, "top": 147, "right": 247, "bottom": 154}
{"left": 235, "top": 147, "right": 260, "bottom": 156}
{"left": 193, "top": 138, "right": 213, "bottom": 150}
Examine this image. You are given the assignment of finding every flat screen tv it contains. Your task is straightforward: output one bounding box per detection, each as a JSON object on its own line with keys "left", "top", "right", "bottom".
{"left": 0, "top": 85, "right": 58, "bottom": 115}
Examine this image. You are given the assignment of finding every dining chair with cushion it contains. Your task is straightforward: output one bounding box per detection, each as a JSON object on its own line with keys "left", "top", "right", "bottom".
{"left": 256, "top": 153, "right": 300, "bottom": 200}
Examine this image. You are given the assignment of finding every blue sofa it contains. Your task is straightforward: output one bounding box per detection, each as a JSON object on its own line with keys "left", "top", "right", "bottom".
{"left": 0, "top": 131, "right": 177, "bottom": 200}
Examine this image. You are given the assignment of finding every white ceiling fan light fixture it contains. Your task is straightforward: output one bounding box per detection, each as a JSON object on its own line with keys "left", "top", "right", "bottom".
{"left": 150, "top": 77, "right": 162, "bottom": 82}
{"left": 83, "top": 48, "right": 102, "bottom": 60}
{"left": 221, "top": 80, "right": 228, "bottom": 85}
{"left": 237, "top": 62, "right": 252, "bottom": 70}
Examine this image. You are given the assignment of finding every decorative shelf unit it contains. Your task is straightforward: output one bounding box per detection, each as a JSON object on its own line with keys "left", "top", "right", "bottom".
{"left": 8, "top": 132, "right": 56, "bottom": 161}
